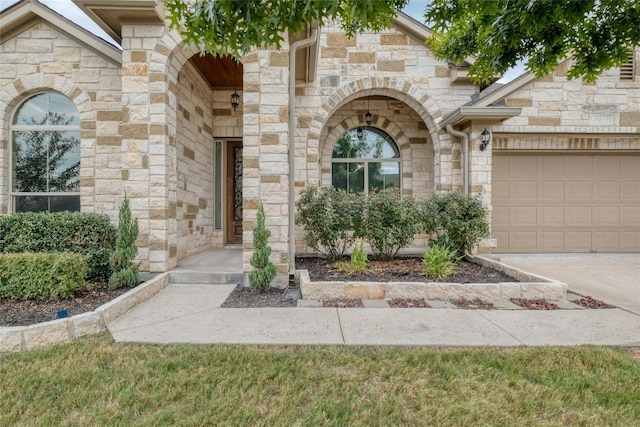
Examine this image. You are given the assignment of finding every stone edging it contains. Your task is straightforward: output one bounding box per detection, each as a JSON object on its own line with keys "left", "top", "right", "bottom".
{"left": 298, "top": 254, "right": 568, "bottom": 301}
{"left": 0, "top": 273, "right": 170, "bottom": 353}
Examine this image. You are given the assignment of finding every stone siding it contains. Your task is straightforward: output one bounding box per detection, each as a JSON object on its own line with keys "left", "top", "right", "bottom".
{"left": 175, "top": 62, "right": 217, "bottom": 259}
{"left": 0, "top": 21, "right": 121, "bottom": 232}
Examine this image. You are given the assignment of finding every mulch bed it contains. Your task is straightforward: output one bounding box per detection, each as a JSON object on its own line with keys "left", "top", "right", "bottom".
{"left": 0, "top": 281, "right": 132, "bottom": 327}
{"left": 388, "top": 298, "right": 431, "bottom": 308}
{"left": 221, "top": 285, "right": 296, "bottom": 308}
{"left": 322, "top": 298, "right": 364, "bottom": 308}
{"left": 510, "top": 298, "right": 558, "bottom": 310}
{"left": 571, "top": 295, "right": 614, "bottom": 309}
{"left": 296, "top": 256, "right": 517, "bottom": 283}
{"left": 453, "top": 298, "right": 496, "bottom": 310}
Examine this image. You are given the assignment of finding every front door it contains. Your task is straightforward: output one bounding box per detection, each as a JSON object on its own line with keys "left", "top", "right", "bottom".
{"left": 226, "top": 141, "right": 243, "bottom": 244}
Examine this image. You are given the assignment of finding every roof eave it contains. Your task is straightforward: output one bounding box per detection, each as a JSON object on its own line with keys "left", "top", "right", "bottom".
{"left": 439, "top": 106, "right": 523, "bottom": 128}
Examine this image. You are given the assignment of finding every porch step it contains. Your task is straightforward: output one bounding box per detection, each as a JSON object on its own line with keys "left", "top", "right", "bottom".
{"left": 170, "top": 271, "right": 246, "bottom": 285}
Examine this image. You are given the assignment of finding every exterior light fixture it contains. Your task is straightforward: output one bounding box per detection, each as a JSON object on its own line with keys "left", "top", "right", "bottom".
{"left": 231, "top": 59, "right": 240, "bottom": 111}
{"left": 365, "top": 96, "right": 373, "bottom": 126}
{"left": 356, "top": 127, "right": 364, "bottom": 140}
{"left": 480, "top": 128, "right": 491, "bottom": 151}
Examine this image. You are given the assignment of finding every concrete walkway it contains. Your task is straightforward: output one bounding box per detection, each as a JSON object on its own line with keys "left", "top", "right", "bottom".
{"left": 108, "top": 283, "right": 640, "bottom": 347}
{"left": 491, "top": 253, "right": 640, "bottom": 315}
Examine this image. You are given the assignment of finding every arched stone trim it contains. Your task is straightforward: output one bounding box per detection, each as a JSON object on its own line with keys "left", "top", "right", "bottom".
{"left": 307, "top": 78, "right": 447, "bottom": 152}
{"left": 0, "top": 75, "right": 96, "bottom": 215}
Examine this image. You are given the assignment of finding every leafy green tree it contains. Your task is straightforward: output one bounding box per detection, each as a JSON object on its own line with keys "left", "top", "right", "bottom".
{"left": 425, "top": 0, "right": 640, "bottom": 83}
{"left": 167, "top": 0, "right": 408, "bottom": 59}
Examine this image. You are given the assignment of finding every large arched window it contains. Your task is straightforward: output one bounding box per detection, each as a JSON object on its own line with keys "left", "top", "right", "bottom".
{"left": 11, "top": 92, "right": 81, "bottom": 212}
{"left": 331, "top": 127, "right": 400, "bottom": 194}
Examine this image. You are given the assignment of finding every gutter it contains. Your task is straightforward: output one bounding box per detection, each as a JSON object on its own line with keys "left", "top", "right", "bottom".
{"left": 288, "top": 28, "right": 318, "bottom": 277}
{"left": 445, "top": 125, "right": 469, "bottom": 195}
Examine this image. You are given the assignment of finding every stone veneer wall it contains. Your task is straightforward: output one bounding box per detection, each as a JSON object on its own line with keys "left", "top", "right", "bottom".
{"left": 174, "top": 61, "right": 216, "bottom": 259}
{"left": 0, "top": 21, "right": 122, "bottom": 227}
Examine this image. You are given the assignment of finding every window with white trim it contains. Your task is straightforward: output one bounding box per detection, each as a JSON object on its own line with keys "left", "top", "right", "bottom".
{"left": 331, "top": 127, "right": 400, "bottom": 194}
{"left": 11, "top": 92, "right": 81, "bottom": 212}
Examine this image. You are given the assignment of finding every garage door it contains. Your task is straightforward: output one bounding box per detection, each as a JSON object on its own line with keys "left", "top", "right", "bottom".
{"left": 492, "top": 153, "right": 640, "bottom": 252}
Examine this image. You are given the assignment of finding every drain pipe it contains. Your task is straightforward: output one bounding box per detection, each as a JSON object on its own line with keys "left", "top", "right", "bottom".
{"left": 445, "top": 124, "right": 469, "bottom": 195}
{"left": 288, "top": 28, "right": 318, "bottom": 278}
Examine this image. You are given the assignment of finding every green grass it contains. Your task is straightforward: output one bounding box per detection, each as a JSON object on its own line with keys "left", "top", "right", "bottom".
{"left": 1, "top": 335, "right": 639, "bottom": 426}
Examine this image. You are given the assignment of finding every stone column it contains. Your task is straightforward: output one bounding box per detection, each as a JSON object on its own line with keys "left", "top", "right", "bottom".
{"left": 242, "top": 46, "right": 291, "bottom": 285}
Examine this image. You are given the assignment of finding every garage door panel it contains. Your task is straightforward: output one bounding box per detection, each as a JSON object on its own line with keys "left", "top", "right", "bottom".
{"left": 622, "top": 206, "right": 640, "bottom": 226}
{"left": 621, "top": 231, "right": 640, "bottom": 250}
{"left": 492, "top": 153, "right": 640, "bottom": 252}
{"left": 539, "top": 231, "right": 565, "bottom": 250}
{"left": 566, "top": 231, "right": 592, "bottom": 251}
{"left": 567, "top": 156, "right": 593, "bottom": 177}
{"left": 512, "top": 181, "right": 537, "bottom": 200}
{"left": 510, "top": 231, "right": 538, "bottom": 251}
{"left": 621, "top": 182, "right": 640, "bottom": 200}
{"left": 511, "top": 206, "right": 537, "bottom": 225}
{"left": 541, "top": 181, "right": 565, "bottom": 199}
{"left": 594, "top": 181, "right": 620, "bottom": 199}
{"left": 540, "top": 206, "right": 565, "bottom": 225}
{"left": 540, "top": 156, "right": 566, "bottom": 176}
{"left": 566, "top": 181, "right": 593, "bottom": 201}
{"left": 510, "top": 156, "right": 537, "bottom": 175}
{"left": 492, "top": 205, "right": 510, "bottom": 226}
{"left": 593, "top": 231, "right": 620, "bottom": 251}
{"left": 594, "top": 206, "right": 620, "bottom": 225}
{"left": 566, "top": 206, "right": 592, "bottom": 225}
{"left": 593, "top": 156, "right": 621, "bottom": 177}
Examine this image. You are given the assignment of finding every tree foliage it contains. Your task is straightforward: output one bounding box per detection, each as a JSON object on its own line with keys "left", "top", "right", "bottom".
{"left": 109, "top": 195, "right": 140, "bottom": 290}
{"left": 167, "top": 0, "right": 408, "bottom": 59}
{"left": 249, "top": 203, "right": 277, "bottom": 292}
{"left": 425, "top": 0, "right": 640, "bottom": 83}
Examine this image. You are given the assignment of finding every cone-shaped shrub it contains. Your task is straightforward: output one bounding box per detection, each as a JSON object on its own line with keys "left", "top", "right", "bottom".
{"left": 249, "top": 203, "right": 277, "bottom": 292}
{"left": 108, "top": 195, "right": 140, "bottom": 289}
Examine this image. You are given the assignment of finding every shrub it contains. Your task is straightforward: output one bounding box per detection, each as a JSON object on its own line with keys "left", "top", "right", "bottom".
{"left": 361, "top": 188, "right": 420, "bottom": 260}
{"left": 249, "top": 203, "right": 277, "bottom": 292}
{"left": 0, "top": 252, "right": 88, "bottom": 300}
{"left": 109, "top": 195, "right": 140, "bottom": 290}
{"left": 0, "top": 212, "right": 116, "bottom": 280}
{"left": 420, "top": 192, "right": 490, "bottom": 256}
{"left": 296, "top": 187, "right": 364, "bottom": 260}
{"left": 422, "top": 244, "right": 457, "bottom": 280}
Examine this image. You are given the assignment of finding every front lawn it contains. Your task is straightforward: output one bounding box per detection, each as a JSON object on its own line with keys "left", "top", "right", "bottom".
{"left": 1, "top": 335, "right": 638, "bottom": 425}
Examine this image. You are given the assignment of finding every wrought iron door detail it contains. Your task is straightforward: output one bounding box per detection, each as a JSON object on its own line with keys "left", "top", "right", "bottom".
{"left": 233, "top": 146, "right": 243, "bottom": 221}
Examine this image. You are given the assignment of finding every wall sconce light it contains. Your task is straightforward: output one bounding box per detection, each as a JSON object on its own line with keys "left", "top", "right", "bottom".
{"left": 231, "top": 59, "right": 240, "bottom": 111}
{"left": 480, "top": 128, "right": 491, "bottom": 151}
{"left": 356, "top": 127, "right": 364, "bottom": 140}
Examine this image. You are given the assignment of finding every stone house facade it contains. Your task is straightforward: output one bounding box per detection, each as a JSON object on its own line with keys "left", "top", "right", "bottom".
{"left": 1, "top": 0, "right": 638, "bottom": 282}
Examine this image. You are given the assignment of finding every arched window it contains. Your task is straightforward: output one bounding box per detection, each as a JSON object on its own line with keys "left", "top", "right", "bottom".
{"left": 11, "top": 92, "right": 81, "bottom": 212}
{"left": 331, "top": 127, "right": 400, "bottom": 194}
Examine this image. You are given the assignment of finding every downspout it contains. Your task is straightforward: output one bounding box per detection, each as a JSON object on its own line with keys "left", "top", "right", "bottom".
{"left": 288, "top": 28, "right": 319, "bottom": 278}
{"left": 445, "top": 124, "right": 469, "bottom": 195}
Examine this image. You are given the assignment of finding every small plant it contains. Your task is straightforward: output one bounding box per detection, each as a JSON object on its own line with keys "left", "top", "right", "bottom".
{"left": 108, "top": 195, "right": 140, "bottom": 290}
{"left": 334, "top": 241, "right": 368, "bottom": 274}
{"left": 422, "top": 244, "right": 457, "bottom": 280}
{"left": 350, "top": 241, "right": 367, "bottom": 273}
{"left": 420, "top": 192, "right": 490, "bottom": 256}
{"left": 249, "top": 203, "right": 277, "bottom": 292}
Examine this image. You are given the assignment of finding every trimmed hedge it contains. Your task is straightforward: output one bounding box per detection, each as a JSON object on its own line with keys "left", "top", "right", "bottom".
{"left": 0, "top": 212, "right": 116, "bottom": 280}
{"left": 0, "top": 253, "right": 88, "bottom": 300}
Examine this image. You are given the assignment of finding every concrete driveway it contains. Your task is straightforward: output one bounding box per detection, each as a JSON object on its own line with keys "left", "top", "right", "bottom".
{"left": 491, "top": 253, "right": 640, "bottom": 315}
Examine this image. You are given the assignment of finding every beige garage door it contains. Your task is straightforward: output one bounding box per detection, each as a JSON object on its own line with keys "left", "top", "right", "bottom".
{"left": 492, "top": 153, "right": 640, "bottom": 252}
